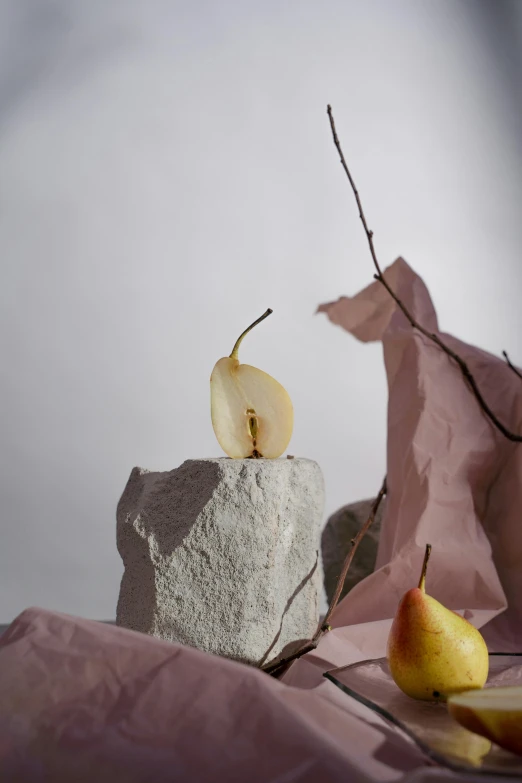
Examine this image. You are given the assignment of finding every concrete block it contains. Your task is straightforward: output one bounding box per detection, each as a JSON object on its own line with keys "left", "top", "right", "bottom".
{"left": 116, "top": 457, "right": 324, "bottom": 665}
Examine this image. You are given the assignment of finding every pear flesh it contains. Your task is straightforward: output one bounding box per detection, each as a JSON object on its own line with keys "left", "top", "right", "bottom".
{"left": 448, "top": 686, "right": 522, "bottom": 757}
{"left": 210, "top": 309, "right": 294, "bottom": 459}
{"left": 387, "top": 545, "right": 489, "bottom": 701}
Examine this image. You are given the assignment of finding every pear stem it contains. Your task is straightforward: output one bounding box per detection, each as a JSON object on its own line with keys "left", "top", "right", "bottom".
{"left": 418, "top": 543, "right": 432, "bottom": 591}
{"left": 229, "top": 309, "right": 273, "bottom": 360}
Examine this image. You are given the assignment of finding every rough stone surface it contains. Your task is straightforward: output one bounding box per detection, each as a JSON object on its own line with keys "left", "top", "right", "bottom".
{"left": 321, "top": 498, "right": 386, "bottom": 604}
{"left": 116, "top": 457, "right": 324, "bottom": 665}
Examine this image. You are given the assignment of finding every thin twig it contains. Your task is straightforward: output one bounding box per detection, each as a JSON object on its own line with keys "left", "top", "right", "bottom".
{"left": 262, "top": 477, "right": 387, "bottom": 676}
{"left": 326, "top": 104, "right": 522, "bottom": 444}
{"left": 321, "top": 477, "right": 387, "bottom": 631}
{"left": 261, "top": 640, "right": 318, "bottom": 676}
{"left": 503, "top": 351, "right": 522, "bottom": 381}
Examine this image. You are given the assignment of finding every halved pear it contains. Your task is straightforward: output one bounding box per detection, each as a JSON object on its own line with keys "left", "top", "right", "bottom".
{"left": 210, "top": 309, "right": 294, "bottom": 459}
{"left": 448, "top": 686, "right": 522, "bottom": 757}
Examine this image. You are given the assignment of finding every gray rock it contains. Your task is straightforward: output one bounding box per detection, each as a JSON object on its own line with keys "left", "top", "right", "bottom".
{"left": 321, "top": 498, "right": 386, "bottom": 604}
{"left": 116, "top": 457, "right": 324, "bottom": 665}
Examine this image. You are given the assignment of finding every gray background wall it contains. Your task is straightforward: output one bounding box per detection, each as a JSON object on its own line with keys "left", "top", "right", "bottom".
{"left": 1, "top": 0, "right": 521, "bottom": 622}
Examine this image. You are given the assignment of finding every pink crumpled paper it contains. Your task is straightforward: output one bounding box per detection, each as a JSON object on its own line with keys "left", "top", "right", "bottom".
{"left": 317, "top": 256, "right": 522, "bottom": 650}
{"left": 1, "top": 258, "right": 521, "bottom": 782}
{"left": 0, "top": 608, "right": 428, "bottom": 783}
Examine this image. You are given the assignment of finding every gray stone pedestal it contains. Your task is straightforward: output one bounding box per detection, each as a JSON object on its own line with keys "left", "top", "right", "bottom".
{"left": 116, "top": 457, "right": 324, "bottom": 665}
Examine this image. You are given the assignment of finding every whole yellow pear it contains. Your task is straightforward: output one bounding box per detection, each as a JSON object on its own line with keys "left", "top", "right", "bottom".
{"left": 387, "top": 544, "right": 489, "bottom": 701}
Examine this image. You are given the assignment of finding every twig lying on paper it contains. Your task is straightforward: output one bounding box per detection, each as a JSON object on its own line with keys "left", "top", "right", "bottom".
{"left": 262, "top": 477, "right": 387, "bottom": 677}
{"left": 326, "top": 104, "right": 522, "bottom": 444}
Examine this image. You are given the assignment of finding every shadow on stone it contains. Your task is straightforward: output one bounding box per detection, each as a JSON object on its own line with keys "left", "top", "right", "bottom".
{"left": 119, "top": 461, "right": 222, "bottom": 559}
{"left": 116, "top": 545, "right": 156, "bottom": 634}
{"left": 258, "top": 551, "right": 319, "bottom": 667}
{"left": 116, "top": 461, "right": 221, "bottom": 632}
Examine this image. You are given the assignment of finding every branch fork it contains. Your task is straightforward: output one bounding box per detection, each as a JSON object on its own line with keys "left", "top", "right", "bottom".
{"left": 326, "top": 104, "right": 522, "bottom": 443}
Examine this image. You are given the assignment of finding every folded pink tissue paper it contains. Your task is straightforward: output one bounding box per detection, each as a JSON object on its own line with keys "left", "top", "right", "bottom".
{"left": 1, "top": 258, "right": 521, "bottom": 782}
{"left": 0, "top": 608, "right": 427, "bottom": 783}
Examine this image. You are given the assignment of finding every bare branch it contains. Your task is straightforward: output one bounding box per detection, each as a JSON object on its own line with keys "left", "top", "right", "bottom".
{"left": 321, "top": 477, "right": 387, "bottom": 631}
{"left": 326, "top": 104, "right": 522, "bottom": 443}
{"left": 261, "top": 640, "right": 318, "bottom": 676}
{"left": 262, "top": 477, "right": 387, "bottom": 677}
